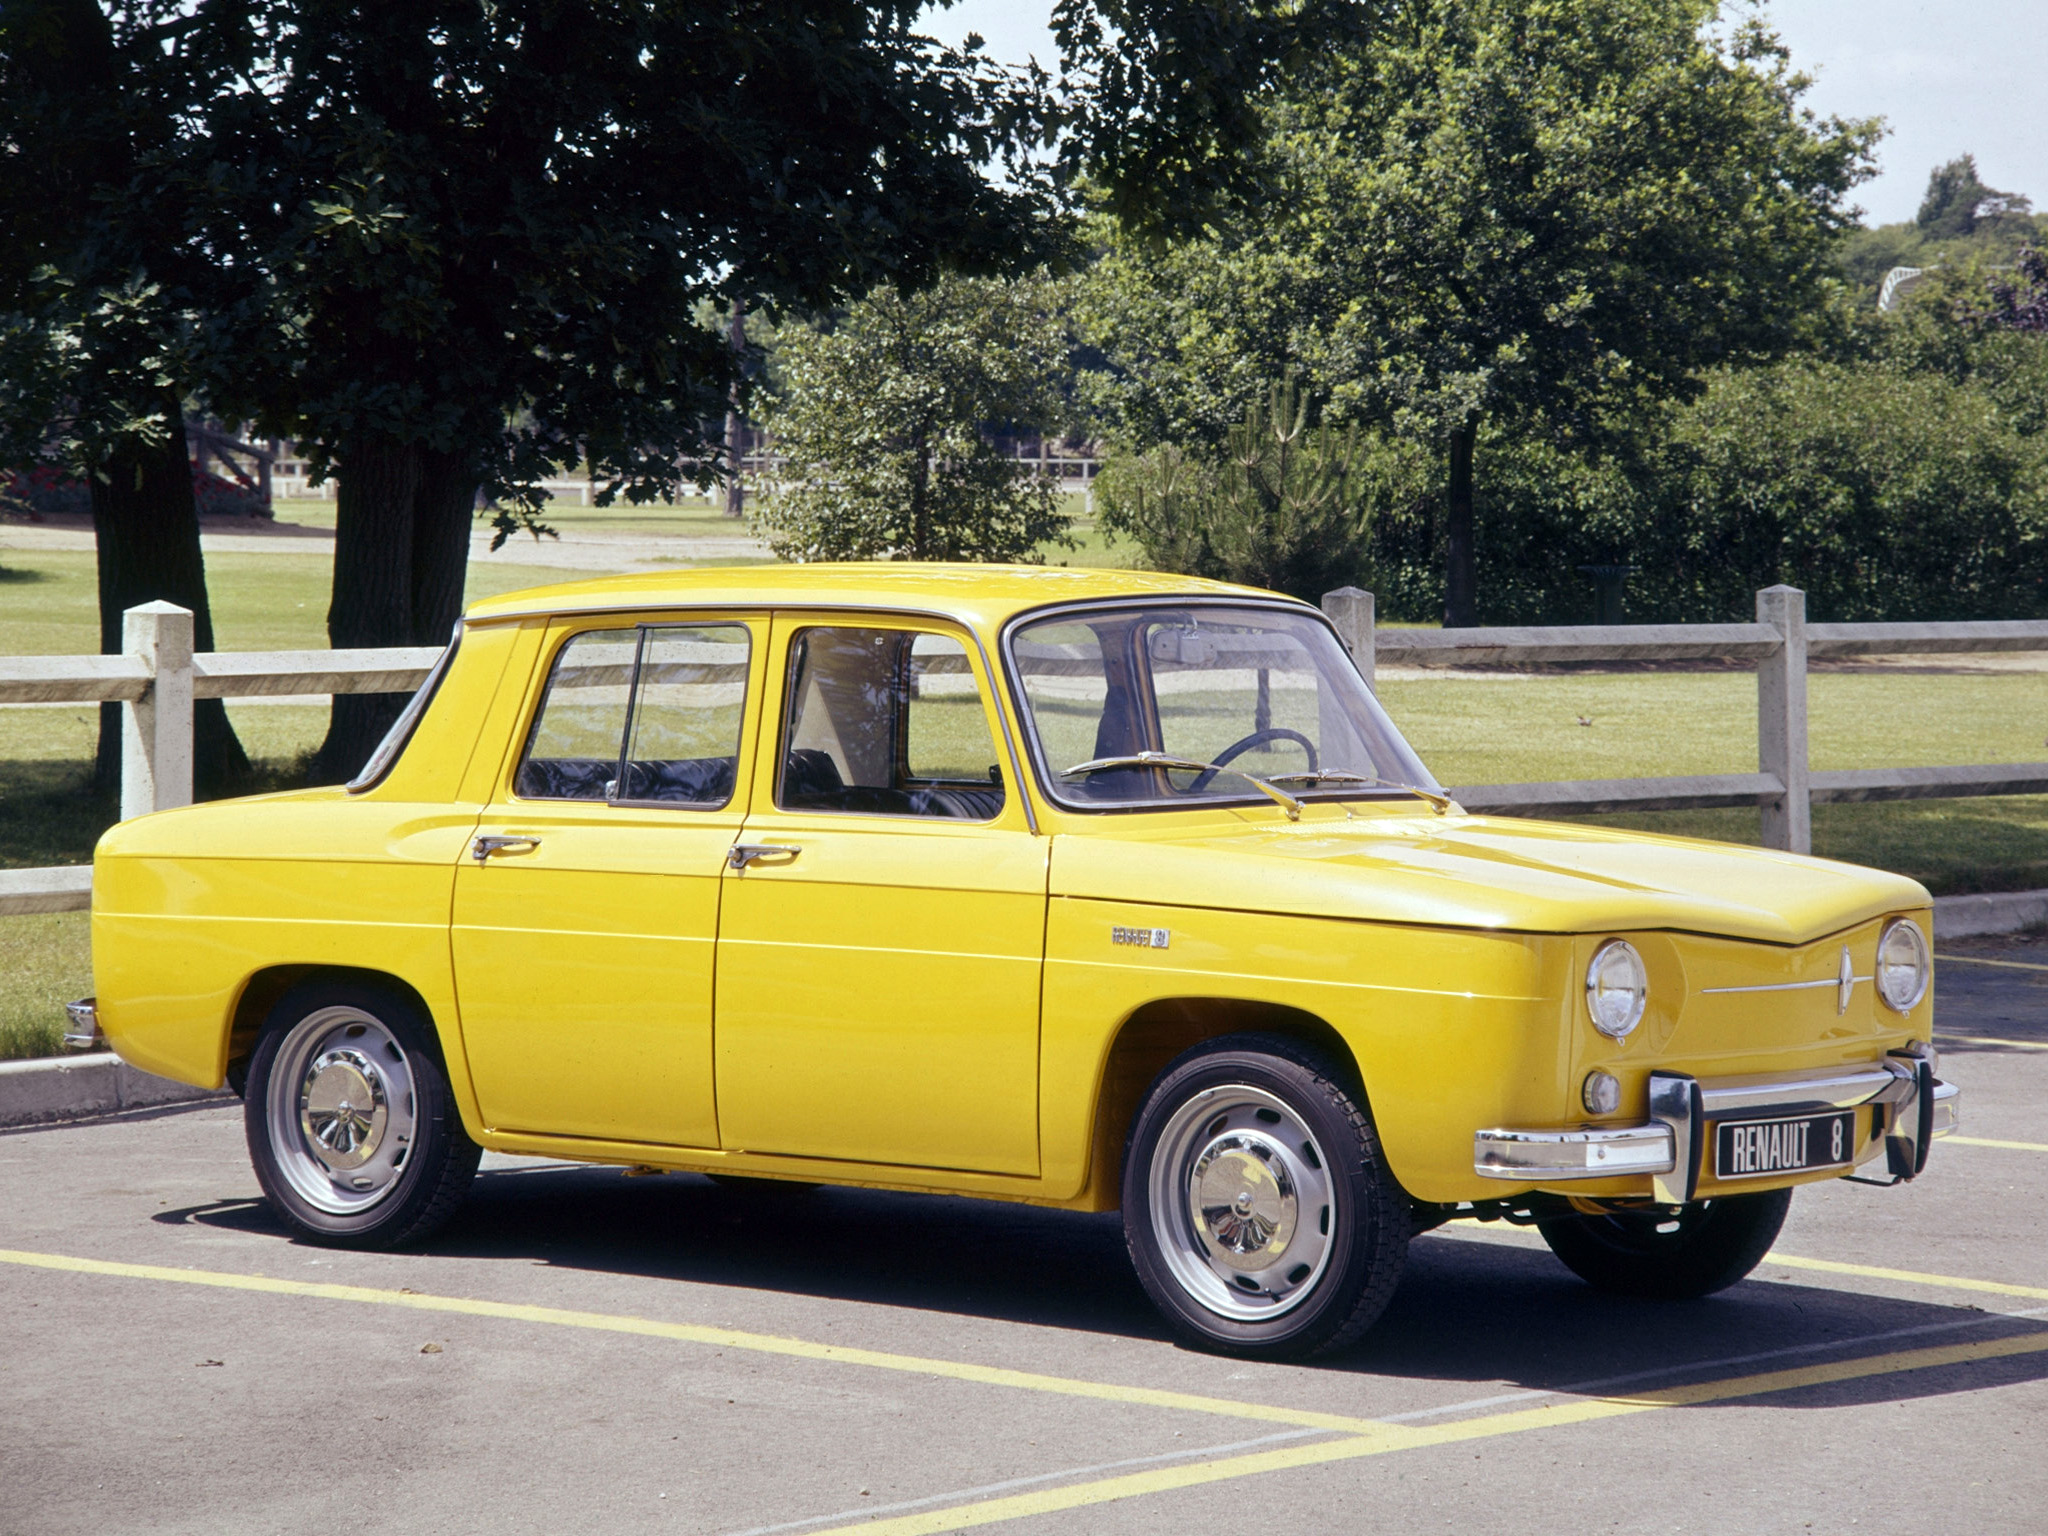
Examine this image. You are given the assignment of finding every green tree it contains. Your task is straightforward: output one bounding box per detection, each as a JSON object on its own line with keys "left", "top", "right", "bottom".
{"left": 1081, "top": 0, "right": 1876, "bottom": 624}
{"left": 1097, "top": 380, "right": 1389, "bottom": 599}
{"left": 757, "top": 275, "right": 1070, "bottom": 562}
{"left": 1917, "top": 154, "right": 2032, "bottom": 241}
{"left": 188, "top": 0, "right": 1072, "bottom": 778}
{"left": 0, "top": 0, "right": 249, "bottom": 793}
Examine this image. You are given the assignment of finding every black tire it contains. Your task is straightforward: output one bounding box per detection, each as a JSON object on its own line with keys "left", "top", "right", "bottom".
{"left": 244, "top": 978, "right": 480, "bottom": 1249}
{"left": 1537, "top": 1189, "right": 1792, "bottom": 1300}
{"left": 1122, "top": 1034, "right": 1409, "bottom": 1360}
{"left": 705, "top": 1174, "right": 819, "bottom": 1196}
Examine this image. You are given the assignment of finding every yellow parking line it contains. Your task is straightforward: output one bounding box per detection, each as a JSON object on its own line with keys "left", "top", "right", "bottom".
{"left": 9, "top": 1245, "right": 2047, "bottom": 1536}
{"left": 799, "top": 1331, "right": 2048, "bottom": 1535}
{"left": 1936, "top": 1033, "right": 2048, "bottom": 1050}
{"left": 1766, "top": 1253, "right": 2048, "bottom": 1302}
{"left": 1935, "top": 953, "right": 2048, "bottom": 972}
{"left": 0, "top": 1248, "right": 1382, "bottom": 1435}
{"left": 1946, "top": 1134, "right": 2048, "bottom": 1153}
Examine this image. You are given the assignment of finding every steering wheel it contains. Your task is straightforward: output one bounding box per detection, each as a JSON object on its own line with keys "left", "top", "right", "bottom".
{"left": 1187, "top": 728, "right": 1317, "bottom": 792}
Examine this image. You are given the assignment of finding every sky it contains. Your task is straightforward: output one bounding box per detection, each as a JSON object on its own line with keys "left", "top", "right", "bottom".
{"left": 921, "top": 1, "right": 2046, "bottom": 228}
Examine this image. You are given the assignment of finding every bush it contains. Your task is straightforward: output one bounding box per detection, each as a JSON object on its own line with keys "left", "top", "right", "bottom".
{"left": 1353, "top": 351, "right": 2048, "bottom": 625}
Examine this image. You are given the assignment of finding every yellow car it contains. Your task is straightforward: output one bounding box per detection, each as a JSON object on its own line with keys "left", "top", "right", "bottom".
{"left": 76, "top": 566, "right": 1957, "bottom": 1358}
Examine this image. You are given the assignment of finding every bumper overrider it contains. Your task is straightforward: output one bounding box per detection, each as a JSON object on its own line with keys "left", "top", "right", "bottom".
{"left": 1473, "top": 1043, "right": 1958, "bottom": 1202}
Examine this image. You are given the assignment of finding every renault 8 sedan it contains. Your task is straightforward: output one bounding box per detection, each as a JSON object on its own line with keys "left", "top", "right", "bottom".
{"left": 76, "top": 565, "right": 1958, "bottom": 1358}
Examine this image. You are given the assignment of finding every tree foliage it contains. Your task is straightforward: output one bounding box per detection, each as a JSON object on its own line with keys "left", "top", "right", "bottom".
{"left": 0, "top": 0, "right": 250, "bottom": 791}
{"left": 1079, "top": 0, "right": 1876, "bottom": 622}
{"left": 1097, "top": 380, "right": 1388, "bottom": 599}
{"left": 1917, "top": 154, "right": 2033, "bottom": 241}
{"left": 756, "top": 275, "right": 1071, "bottom": 562}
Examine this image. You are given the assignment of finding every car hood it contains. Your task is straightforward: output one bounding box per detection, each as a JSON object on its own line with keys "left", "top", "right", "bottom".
{"left": 1048, "top": 810, "right": 1929, "bottom": 946}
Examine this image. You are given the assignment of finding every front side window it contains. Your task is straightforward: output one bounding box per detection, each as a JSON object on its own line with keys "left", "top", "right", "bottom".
{"left": 1008, "top": 604, "right": 1436, "bottom": 810}
{"left": 516, "top": 623, "right": 749, "bottom": 805}
{"left": 777, "top": 627, "right": 1006, "bottom": 821}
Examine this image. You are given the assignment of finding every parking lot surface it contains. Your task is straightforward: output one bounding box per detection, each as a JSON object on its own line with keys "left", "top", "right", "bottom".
{"left": 4, "top": 935, "right": 2045, "bottom": 1536}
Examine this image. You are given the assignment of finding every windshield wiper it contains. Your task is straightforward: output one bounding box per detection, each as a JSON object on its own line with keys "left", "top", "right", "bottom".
{"left": 1060, "top": 752, "right": 1305, "bottom": 821}
{"left": 1262, "top": 769, "right": 1455, "bottom": 816}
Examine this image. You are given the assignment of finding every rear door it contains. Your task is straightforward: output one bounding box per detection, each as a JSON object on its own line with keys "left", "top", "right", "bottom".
{"left": 450, "top": 615, "right": 762, "bottom": 1147}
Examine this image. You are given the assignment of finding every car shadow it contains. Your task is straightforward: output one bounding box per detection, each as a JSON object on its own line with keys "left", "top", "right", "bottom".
{"left": 158, "top": 1158, "right": 2048, "bottom": 1413}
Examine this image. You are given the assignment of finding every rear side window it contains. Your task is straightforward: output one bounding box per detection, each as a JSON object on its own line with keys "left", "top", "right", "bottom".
{"left": 515, "top": 624, "right": 750, "bottom": 805}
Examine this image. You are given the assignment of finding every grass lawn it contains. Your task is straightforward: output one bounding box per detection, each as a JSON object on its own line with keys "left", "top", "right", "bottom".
{"left": 5, "top": 523, "right": 2047, "bottom": 1058}
{"left": 1377, "top": 669, "right": 2048, "bottom": 894}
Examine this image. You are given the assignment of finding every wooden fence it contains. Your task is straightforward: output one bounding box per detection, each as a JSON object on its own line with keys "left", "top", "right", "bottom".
{"left": 5, "top": 585, "right": 2048, "bottom": 917}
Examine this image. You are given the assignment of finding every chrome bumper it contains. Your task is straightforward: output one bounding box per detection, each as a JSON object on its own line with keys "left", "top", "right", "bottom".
{"left": 63, "top": 997, "right": 102, "bottom": 1051}
{"left": 1474, "top": 1045, "right": 1957, "bottom": 1200}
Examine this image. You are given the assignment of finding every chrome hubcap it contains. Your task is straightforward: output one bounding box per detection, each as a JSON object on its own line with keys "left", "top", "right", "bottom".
{"left": 300, "top": 1049, "right": 389, "bottom": 1170}
{"left": 266, "top": 1007, "right": 417, "bottom": 1215}
{"left": 1150, "top": 1085, "right": 1335, "bottom": 1321}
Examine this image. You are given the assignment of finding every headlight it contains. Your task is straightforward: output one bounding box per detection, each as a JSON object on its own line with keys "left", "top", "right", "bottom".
{"left": 1876, "top": 918, "right": 1930, "bottom": 1013}
{"left": 1585, "top": 939, "right": 1648, "bottom": 1039}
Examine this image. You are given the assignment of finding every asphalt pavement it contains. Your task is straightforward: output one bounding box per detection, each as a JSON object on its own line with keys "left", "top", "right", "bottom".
{"left": 3, "top": 937, "right": 2045, "bottom": 1536}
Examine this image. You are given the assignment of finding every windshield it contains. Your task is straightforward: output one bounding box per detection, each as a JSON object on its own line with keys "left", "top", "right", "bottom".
{"left": 1006, "top": 603, "right": 1438, "bottom": 811}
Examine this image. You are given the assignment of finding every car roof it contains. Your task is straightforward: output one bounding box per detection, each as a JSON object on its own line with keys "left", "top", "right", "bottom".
{"left": 461, "top": 562, "right": 1300, "bottom": 628}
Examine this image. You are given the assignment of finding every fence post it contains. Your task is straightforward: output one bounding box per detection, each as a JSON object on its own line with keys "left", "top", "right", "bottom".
{"left": 121, "top": 602, "right": 195, "bottom": 820}
{"left": 1756, "top": 585, "right": 1810, "bottom": 854}
{"left": 1323, "top": 587, "right": 1376, "bottom": 693}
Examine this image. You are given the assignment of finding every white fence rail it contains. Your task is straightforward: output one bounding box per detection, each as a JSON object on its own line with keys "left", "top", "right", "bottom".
{"left": 1321, "top": 583, "right": 2048, "bottom": 849}
{"left": 6, "top": 586, "right": 2048, "bottom": 916}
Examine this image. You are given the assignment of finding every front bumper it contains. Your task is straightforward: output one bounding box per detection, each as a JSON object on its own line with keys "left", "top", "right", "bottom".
{"left": 1473, "top": 1045, "right": 1957, "bottom": 1202}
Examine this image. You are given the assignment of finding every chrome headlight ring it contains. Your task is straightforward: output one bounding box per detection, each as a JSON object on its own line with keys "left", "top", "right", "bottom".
{"left": 1876, "top": 917, "right": 1931, "bottom": 1013}
{"left": 1585, "top": 939, "right": 1649, "bottom": 1040}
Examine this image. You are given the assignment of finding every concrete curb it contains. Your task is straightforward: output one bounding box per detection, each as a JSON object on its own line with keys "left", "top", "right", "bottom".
{"left": 1932, "top": 888, "right": 2048, "bottom": 941}
{"left": 0, "top": 1054, "right": 230, "bottom": 1129}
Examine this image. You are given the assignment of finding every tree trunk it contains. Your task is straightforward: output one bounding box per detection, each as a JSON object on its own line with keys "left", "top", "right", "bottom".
{"left": 308, "top": 431, "right": 421, "bottom": 784}
{"left": 907, "top": 426, "right": 931, "bottom": 559}
{"left": 411, "top": 447, "right": 477, "bottom": 644}
{"left": 723, "top": 300, "right": 747, "bottom": 519}
{"left": 91, "top": 407, "right": 249, "bottom": 798}
{"left": 307, "top": 433, "right": 478, "bottom": 783}
{"left": 1443, "top": 421, "right": 1478, "bottom": 628}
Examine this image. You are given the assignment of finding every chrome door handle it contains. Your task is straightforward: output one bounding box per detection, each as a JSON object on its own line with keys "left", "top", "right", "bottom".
{"left": 472, "top": 835, "right": 542, "bottom": 863}
{"left": 727, "top": 843, "right": 800, "bottom": 870}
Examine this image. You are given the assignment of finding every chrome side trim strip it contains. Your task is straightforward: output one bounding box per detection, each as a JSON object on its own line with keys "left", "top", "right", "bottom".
{"left": 1700, "top": 978, "right": 1845, "bottom": 995}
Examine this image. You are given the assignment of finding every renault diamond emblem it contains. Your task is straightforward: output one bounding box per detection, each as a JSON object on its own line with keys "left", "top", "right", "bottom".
{"left": 1837, "top": 945, "right": 1854, "bottom": 1015}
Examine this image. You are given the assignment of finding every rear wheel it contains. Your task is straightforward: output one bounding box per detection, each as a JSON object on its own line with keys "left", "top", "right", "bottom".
{"left": 1122, "top": 1035, "right": 1409, "bottom": 1360}
{"left": 244, "top": 980, "right": 479, "bottom": 1248}
{"left": 1537, "top": 1189, "right": 1792, "bottom": 1300}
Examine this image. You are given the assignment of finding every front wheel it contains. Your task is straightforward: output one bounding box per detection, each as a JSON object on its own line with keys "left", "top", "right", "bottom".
{"left": 1122, "top": 1035, "right": 1409, "bottom": 1360}
{"left": 244, "top": 979, "right": 480, "bottom": 1248}
{"left": 1537, "top": 1189, "right": 1792, "bottom": 1300}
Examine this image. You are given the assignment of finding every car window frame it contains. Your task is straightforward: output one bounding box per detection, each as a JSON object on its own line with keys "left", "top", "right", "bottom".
{"left": 510, "top": 618, "right": 754, "bottom": 811}
{"left": 767, "top": 615, "right": 1018, "bottom": 828}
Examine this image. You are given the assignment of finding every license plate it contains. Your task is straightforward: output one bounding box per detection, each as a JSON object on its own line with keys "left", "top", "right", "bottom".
{"left": 1715, "top": 1111, "right": 1856, "bottom": 1180}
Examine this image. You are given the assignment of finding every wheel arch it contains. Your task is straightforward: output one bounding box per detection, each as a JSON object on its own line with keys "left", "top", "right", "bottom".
{"left": 1083, "top": 997, "right": 1366, "bottom": 1210}
{"left": 225, "top": 965, "right": 449, "bottom": 1096}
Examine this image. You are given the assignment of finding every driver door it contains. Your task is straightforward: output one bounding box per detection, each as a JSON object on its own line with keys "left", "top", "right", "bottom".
{"left": 712, "top": 616, "right": 1047, "bottom": 1175}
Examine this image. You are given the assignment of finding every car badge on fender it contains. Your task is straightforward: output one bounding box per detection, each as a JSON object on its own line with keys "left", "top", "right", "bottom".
{"left": 1112, "top": 925, "right": 1170, "bottom": 950}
